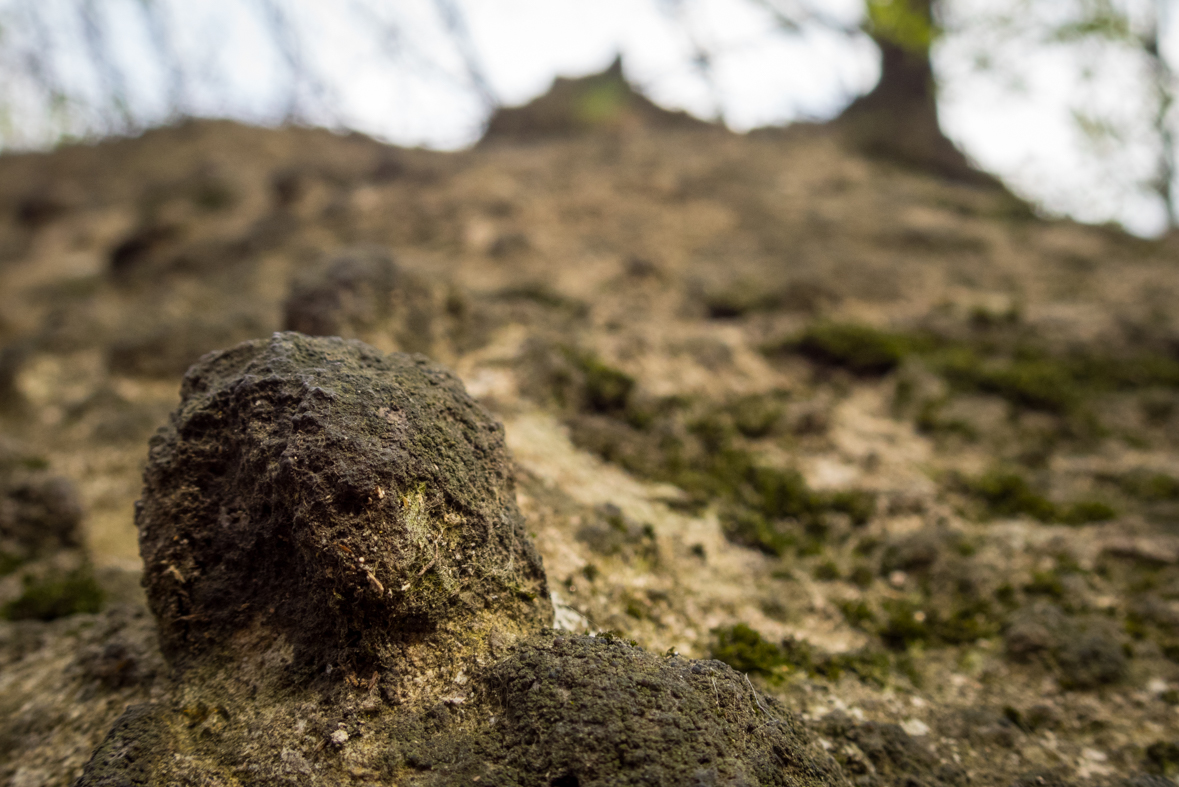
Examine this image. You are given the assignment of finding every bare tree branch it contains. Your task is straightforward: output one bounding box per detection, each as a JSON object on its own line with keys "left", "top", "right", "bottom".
{"left": 136, "top": 0, "right": 188, "bottom": 118}
{"left": 80, "top": 0, "right": 134, "bottom": 132}
{"left": 432, "top": 0, "right": 499, "bottom": 109}
{"left": 253, "top": 0, "right": 340, "bottom": 125}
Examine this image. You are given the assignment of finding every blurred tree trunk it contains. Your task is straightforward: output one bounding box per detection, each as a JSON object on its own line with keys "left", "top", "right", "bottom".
{"left": 838, "top": 0, "right": 995, "bottom": 185}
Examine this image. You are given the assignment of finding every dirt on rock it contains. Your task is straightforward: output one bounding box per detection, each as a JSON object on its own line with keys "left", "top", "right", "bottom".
{"left": 3, "top": 63, "right": 1179, "bottom": 785}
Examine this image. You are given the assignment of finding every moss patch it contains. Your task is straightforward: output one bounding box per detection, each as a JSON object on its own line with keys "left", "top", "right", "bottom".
{"left": 711, "top": 623, "right": 898, "bottom": 687}
{"left": 528, "top": 343, "right": 876, "bottom": 555}
{"left": 2, "top": 566, "right": 104, "bottom": 621}
{"left": 1108, "top": 469, "right": 1179, "bottom": 502}
{"left": 775, "top": 322, "right": 921, "bottom": 376}
{"left": 769, "top": 320, "right": 1179, "bottom": 421}
{"left": 959, "top": 468, "right": 1116, "bottom": 524}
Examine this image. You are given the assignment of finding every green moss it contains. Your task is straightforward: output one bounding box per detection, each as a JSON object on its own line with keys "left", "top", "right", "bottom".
{"left": 877, "top": 595, "right": 1001, "bottom": 649}
{"left": 969, "top": 304, "right": 1021, "bottom": 330}
{"left": 1142, "top": 396, "right": 1176, "bottom": 425}
{"left": 0, "top": 551, "right": 24, "bottom": 577}
{"left": 550, "top": 351, "right": 874, "bottom": 556}
{"left": 720, "top": 509, "right": 796, "bottom": 557}
{"left": 935, "top": 600, "right": 1001, "bottom": 644}
{"left": 813, "top": 560, "right": 841, "bottom": 581}
{"left": 746, "top": 465, "right": 818, "bottom": 520}
{"left": 575, "top": 80, "right": 628, "bottom": 125}
{"left": 955, "top": 539, "right": 978, "bottom": 558}
{"left": 2, "top": 566, "right": 104, "bottom": 621}
{"left": 941, "top": 353, "right": 1080, "bottom": 414}
{"left": 770, "top": 320, "right": 1179, "bottom": 428}
{"left": 498, "top": 283, "right": 587, "bottom": 314}
{"left": 715, "top": 465, "right": 872, "bottom": 556}
{"left": 995, "top": 583, "right": 1017, "bottom": 607}
{"left": 729, "top": 394, "right": 784, "bottom": 438}
{"left": 962, "top": 468, "right": 1116, "bottom": 524}
{"left": 703, "top": 281, "right": 786, "bottom": 319}
{"left": 849, "top": 565, "right": 874, "bottom": 589}
{"left": 837, "top": 650, "right": 895, "bottom": 687}
{"left": 839, "top": 599, "right": 875, "bottom": 628}
{"left": 827, "top": 489, "right": 876, "bottom": 526}
{"left": 853, "top": 537, "right": 881, "bottom": 556}
{"left": 891, "top": 376, "right": 916, "bottom": 416}
{"left": 915, "top": 399, "right": 979, "bottom": 440}
{"left": 624, "top": 598, "right": 648, "bottom": 620}
{"left": 1057, "top": 499, "right": 1117, "bottom": 525}
{"left": 710, "top": 624, "right": 788, "bottom": 679}
{"left": 786, "top": 323, "right": 919, "bottom": 376}
{"left": 1125, "top": 610, "right": 1149, "bottom": 640}
{"left": 1146, "top": 741, "right": 1179, "bottom": 777}
{"left": 566, "top": 350, "right": 634, "bottom": 414}
{"left": 964, "top": 469, "right": 1057, "bottom": 522}
{"left": 879, "top": 599, "right": 933, "bottom": 649}
{"left": 594, "top": 629, "right": 639, "bottom": 647}
{"left": 1113, "top": 470, "right": 1179, "bottom": 502}
{"left": 710, "top": 623, "right": 896, "bottom": 688}
{"left": 1025, "top": 571, "right": 1065, "bottom": 599}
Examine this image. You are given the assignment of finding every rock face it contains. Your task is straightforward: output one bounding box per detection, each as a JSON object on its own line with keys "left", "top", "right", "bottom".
{"left": 388, "top": 632, "right": 846, "bottom": 787}
{"left": 283, "top": 247, "right": 401, "bottom": 338}
{"left": 137, "top": 332, "right": 550, "bottom": 670}
{"left": 0, "top": 451, "right": 82, "bottom": 562}
{"left": 72, "top": 333, "right": 846, "bottom": 786}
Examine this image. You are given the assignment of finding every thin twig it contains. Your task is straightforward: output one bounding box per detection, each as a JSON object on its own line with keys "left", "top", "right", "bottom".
{"left": 744, "top": 674, "right": 781, "bottom": 722}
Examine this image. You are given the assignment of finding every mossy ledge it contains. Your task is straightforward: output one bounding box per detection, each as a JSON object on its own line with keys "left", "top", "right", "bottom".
{"left": 77, "top": 333, "right": 848, "bottom": 786}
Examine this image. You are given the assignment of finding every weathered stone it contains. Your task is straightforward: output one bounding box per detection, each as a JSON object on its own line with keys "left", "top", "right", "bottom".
{"left": 820, "top": 711, "right": 964, "bottom": 787}
{"left": 0, "top": 449, "right": 82, "bottom": 562}
{"left": 136, "top": 332, "right": 550, "bottom": 671}
{"left": 1004, "top": 603, "right": 1127, "bottom": 689}
{"left": 283, "top": 247, "right": 400, "bottom": 338}
{"left": 379, "top": 632, "right": 845, "bottom": 786}
{"left": 70, "top": 333, "right": 852, "bottom": 786}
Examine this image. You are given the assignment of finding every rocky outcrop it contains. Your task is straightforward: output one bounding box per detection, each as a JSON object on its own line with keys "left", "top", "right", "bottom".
{"left": 75, "top": 333, "right": 843, "bottom": 786}
{"left": 481, "top": 57, "right": 712, "bottom": 142}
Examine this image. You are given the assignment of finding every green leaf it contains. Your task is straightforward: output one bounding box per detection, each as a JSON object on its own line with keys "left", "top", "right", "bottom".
{"left": 866, "top": 0, "right": 937, "bottom": 53}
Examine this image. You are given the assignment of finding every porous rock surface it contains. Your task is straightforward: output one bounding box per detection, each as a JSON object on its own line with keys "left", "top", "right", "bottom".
{"left": 376, "top": 632, "right": 844, "bottom": 786}
{"left": 74, "top": 333, "right": 842, "bottom": 786}
{"left": 137, "top": 331, "right": 550, "bottom": 669}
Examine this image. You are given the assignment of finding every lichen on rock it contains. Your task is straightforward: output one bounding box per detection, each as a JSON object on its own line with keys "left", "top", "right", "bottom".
{"left": 136, "top": 331, "right": 550, "bottom": 673}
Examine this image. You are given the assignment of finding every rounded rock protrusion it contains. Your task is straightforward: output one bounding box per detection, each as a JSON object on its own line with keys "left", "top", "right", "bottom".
{"left": 136, "top": 332, "right": 549, "bottom": 669}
